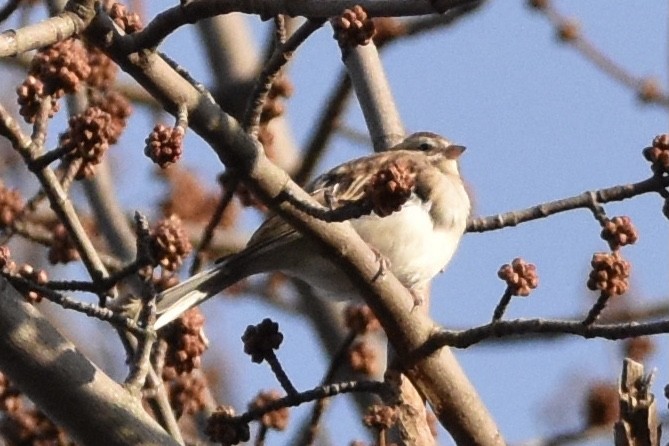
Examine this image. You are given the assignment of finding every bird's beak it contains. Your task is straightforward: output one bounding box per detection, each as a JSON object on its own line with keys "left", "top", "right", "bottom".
{"left": 447, "top": 145, "right": 467, "bottom": 158}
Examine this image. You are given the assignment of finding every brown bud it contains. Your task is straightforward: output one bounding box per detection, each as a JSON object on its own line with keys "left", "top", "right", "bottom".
{"left": 248, "top": 390, "right": 289, "bottom": 431}
{"left": 498, "top": 258, "right": 539, "bottom": 296}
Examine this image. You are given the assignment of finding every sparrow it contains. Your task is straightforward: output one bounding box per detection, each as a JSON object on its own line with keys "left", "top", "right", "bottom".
{"left": 153, "top": 132, "right": 470, "bottom": 329}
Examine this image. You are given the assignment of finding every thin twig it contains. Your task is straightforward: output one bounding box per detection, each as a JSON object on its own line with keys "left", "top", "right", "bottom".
{"left": 46, "top": 258, "right": 143, "bottom": 293}
{"left": 302, "top": 330, "right": 358, "bottom": 445}
{"left": 586, "top": 191, "right": 608, "bottom": 225}
{"left": 491, "top": 289, "right": 513, "bottom": 323}
{"left": 273, "top": 14, "right": 286, "bottom": 45}
{"left": 582, "top": 292, "right": 612, "bottom": 326}
{"left": 189, "top": 175, "right": 238, "bottom": 275}
{"left": 236, "top": 380, "right": 391, "bottom": 425}
{"left": 537, "top": 2, "right": 669, "bottom": 107}
{"left": 421, "top": 318, "right": 669, "bottom": 354}
{"left": 243, "top": 18, "right": 325, "bottom": 134}
{"left": 294, "top": 74, "right": 352, "bottom": 186}
{"left": 0, "top": 104, "right": 114, "bottom": 303}
{"left": 124, "top": 213, "right": 159, "bottom": 395}
{"left": 4, "top": 274, "right": 147, "bottom": 337}
{"left": 58, "top": 158, "right": 83, "bottom": 194}
{"left": 265, "top": 350, "right": 298, "bottom": 396}
{"left": 255, "top": 425, "right": 268, "bottom": 446}
{"left": 29, "top": 146, "right": 71, "bottom": 171}
{"left": 278, "top": 188, "right": 375, "bottom": 222}
{"left": 29, "top": 97, "right": 52, "bottom": 152}
{"left": 467, "top": 175, "right": 668, "bottom": 233}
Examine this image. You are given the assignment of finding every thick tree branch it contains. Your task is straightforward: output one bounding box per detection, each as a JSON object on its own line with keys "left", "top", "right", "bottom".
{"left": 0, "top": 0, "right": 95, "bottom": 56}
{"left": 341, "top": 42, "right": 404, "bottom": 151}
{"left": 0, "top": 276, "right": 178, "bottom": 445}
{"left": 113, "top": 0, "right": 475, "bottom": 54}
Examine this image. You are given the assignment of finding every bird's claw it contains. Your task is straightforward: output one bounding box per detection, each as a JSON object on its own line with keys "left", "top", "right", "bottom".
{"left": 409, "top": 289, "right": 424, "bottom": 312}
{"left": 324, "top": 189, "right": 338, "bottom": 209}
{"left": 370, "top": 247, "right": 391, "bottom": 282}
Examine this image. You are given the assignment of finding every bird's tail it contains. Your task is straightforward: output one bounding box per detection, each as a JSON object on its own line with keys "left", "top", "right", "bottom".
{"left": 154, "top": 260, "right": 241, "bottom": 329}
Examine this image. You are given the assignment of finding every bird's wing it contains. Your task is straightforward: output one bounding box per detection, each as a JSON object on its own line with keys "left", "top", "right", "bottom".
{"left": 239, "top": 149, "right": 424, "bottom": 257}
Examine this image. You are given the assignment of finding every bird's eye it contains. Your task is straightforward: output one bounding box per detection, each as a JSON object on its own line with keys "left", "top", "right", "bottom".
{"left": 419, "top": 143, "right": 431, "bottom": 151}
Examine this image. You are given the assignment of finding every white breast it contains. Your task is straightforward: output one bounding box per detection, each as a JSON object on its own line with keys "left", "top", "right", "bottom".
{"left": 350, "top": 193, "right": 467, "bottom": 289}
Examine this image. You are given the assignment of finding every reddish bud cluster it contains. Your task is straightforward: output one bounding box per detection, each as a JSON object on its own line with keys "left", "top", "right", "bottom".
{"left": 260, "top": 76, "right": 293, "bottom": 125}
{"left": 16, "top": 76, "right": 59, "bottom": 123}
{"left": 241, "top": 318, "right": 283, "bottom": 363}
{"left": 248, "top": 390, "right": 290, "bottom": 431}
{"left": 497, "top": 258, "right": 539, "bottom": 297}
{"left": 0, "top": 247, "right": 48, "bottom": 304}
{"left": 47, "top": 223, "right": 80, "bottom": 264}
{"left": 0, "top": 373, "right": 21, "bottom": 413}
{"left": 269, "top": 76, "right": 293, "bottom": 99}
{"left": 149, "top": 215, "right": 192, "bottom": 271}
{"left": 59, "top": 106, "right": 114, "bottom": 179}
{"left": 144, "top": 124, "right": 185, "bottom": 168}
{"left": 86, "top": 46, "right": 118, "bottom": 90}
{"left": 557, "top": 20, "right": 580, "bottom": 42}
{"left": 642, "top": 134, "right": 669, "bottom": 175}
{"left": 527, "top": 0, "right": 549, "bottom": 9}
{"left": 29, "top": 37, "right": 91, "bottom": 96}
{"left": 206, "top": 405, "right": 250, "bottom": 445}
{"left": 348, "top": 341, "right": 379, "bottom": 377}
{"left": 0, "top": 182, "right": 24, "bottom": 228}
{"left": 366, "top": 159, "right": 415, "bottom": 217}
{"left": 162, "top": 308, "right": 208, "bottom": 376}
{"left": 17, "top": 38, "right": 90, "bottom": 123}
{"left": 0, "top": 407, "right": 67, "bottom": 445}
{"left": 152, "top": 271, "right": 180, "bottom": 293}
{"left": 332, "top": 6, "right": 376, "bottom": 48}
{"left": 372, "top": 18, "right": 406, "bottom": 46}
{"left": 17, "top": 264, "right": 48, "bottom": 304}
{"left": 638, "top": 78, "right": 663, "bottom": 103}
{"left": 107, "top": 2, "right": 143, "bottom": 33}
{"left": 168, "top": 372, "right": 207, "bottom": 418}
{"left": 623, "top": 336, "right": 655, "bottom": 362}
{"left": 89, "top": 90, "right": 132, "bottom": 144}
{"left": 363, "top": 404, "right": 398, "bottom": 430}
{"left": 587, "top": 252, "right": 630, "bottom": 297}
{"left": 159, "top": 168, "right": 239, "bottom": 228}
{"left": 343, "top": 304, "right": 381, "bottom": 334}
{"left": 600, "top": 216, "right": 638, "bottom": 251}
{"left": 585, "top": 382, "right": 618, "bottom": 427}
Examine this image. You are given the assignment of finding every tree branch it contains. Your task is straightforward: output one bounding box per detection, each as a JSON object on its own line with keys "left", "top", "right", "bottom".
{"left": 0, "top": 276, "right": 178, "bottom": 445}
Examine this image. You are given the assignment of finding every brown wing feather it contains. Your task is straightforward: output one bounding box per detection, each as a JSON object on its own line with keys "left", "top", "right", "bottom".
{"left": 308, "top": 150, "right": 423, "bottom": 204}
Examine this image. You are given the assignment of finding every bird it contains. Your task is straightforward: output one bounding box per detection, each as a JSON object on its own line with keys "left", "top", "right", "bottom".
{"left": 153, "top": 132, "right": 470, "bottom": 329}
